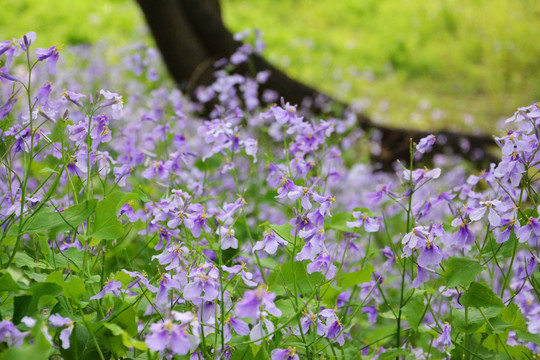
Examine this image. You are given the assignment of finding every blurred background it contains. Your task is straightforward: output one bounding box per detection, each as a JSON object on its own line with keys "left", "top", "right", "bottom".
{"left": 1, "top": 0, "right": 539, "bottom": 132}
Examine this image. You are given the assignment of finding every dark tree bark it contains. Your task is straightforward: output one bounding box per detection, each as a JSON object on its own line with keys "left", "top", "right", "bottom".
{"left": 135, "top": 0, "right": 496, "bottom": 169}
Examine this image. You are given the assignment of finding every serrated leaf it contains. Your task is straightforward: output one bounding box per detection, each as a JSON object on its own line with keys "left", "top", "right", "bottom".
{"left": 452, "top": 307, "right": 501, "bottom": 334}
{"left": 14, "top": 252, "right": 49, "bottom": 269}
{"left": 515, "top": 329, "right": 540, "bottom": 345}
{"left": 445, "top": 257, "right": 484, "bottom": 287}
{"left": 461, "top": 282, "right": 504, "bottom": 308}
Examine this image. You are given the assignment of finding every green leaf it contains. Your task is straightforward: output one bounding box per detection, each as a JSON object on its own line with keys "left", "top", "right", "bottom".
{"left": 452, "top": 307, "right": 501, "bottom": 334}
{"left": 320, "top": 283, "right": 343, "bottom": 306}
{"left": 102, "top": 323, "right": 147, "bottom": 351}
{"left": 13, "top": 282, "right": 63, "bottom": 323}
{"left": 325, "top": 212, "right": 355, "bottom": 232}
{"left": 10, "top": 200, "right": 97, "bottom": 235}
{"left": 338, "top": 265, "right": 374, "bottom": 289}
{"left": 402, "top": 293, "right": 425, "bottom": 330}
{"left": 515, "top": 329, "right": 540, "bottom": 345}
{"left": 46, "top": 247, "right": 85, "bottom": 271}
{"left": 60, "top": 324, "right": 112, "bottom": 360}
{"left": 267, "top": 261, "right": 324, "bottom": 297}
{"left": 90, "top": 192, "right": 129, "bottom": 240}
{"left": 445, "top": 257, "right": 484, "bottom": 287}
{"left": 378, "top": 349, "right": 412, "bottom": 360}
{"left": 269, "top": 223, "right": 295, "bottom": 245}
{"left": 460, "top": 281, "right": 504, "bottom": 308}
{"left": 0, "top": 271, "right": 27, "bottom": 292}
{"left": 46, "top": 272, "right": 86, "bottom": 304}
{"left": 14, "top": 252, "right": 49, "bottom": 269}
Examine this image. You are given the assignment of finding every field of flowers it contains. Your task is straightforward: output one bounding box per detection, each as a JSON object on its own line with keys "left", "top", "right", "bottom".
{"left": 0, "top": 32, "right": 539, "bottom": 359}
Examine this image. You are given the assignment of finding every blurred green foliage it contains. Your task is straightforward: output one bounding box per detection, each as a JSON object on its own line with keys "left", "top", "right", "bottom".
{"left": 1, "top": 0, "right": 539, "bottom": 131}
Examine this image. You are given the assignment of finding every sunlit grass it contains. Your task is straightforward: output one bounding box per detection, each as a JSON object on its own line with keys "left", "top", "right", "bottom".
{"left": 2, "top": 0, "right": 538, "bottom": 132}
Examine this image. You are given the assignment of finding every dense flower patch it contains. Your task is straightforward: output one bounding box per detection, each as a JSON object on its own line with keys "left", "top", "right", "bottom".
{"left": 0, "top": 31, "right": 539, "bottom": 359}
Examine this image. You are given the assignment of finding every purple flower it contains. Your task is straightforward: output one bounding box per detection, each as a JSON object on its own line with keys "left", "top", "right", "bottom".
{"left": 496, "top": 218, "right": 520, "bottom": 243}
{"left": 346, "top": 211, "right": 380, "bottom": 232}
{"left": 19, "top": 32, "right": 36, "bottom": 51}
{"left": 417, "top": 240, "right": 443, "bottom": 268}
{"left": 219, "top": 226, "right": 239, "bottom": 250}
{"left": 49, "top": 314, "right": 74, "bottom": 349}
{"left": 469, "top": 200, "right": 502, "bottom": 227}
{"left": 412, "top": 266, "right": 431, "bottom": 288}
{"left": 35, "top": 46, "right": 59, "bottom": 74}
{"left": 253, "top": 229, "right": 288, "bottom": 255}
{"left": 271, "top": 347, "right": 300, "bottom": 360}
{"left": 0, "top": 320, "right": 28, "bottom": 347}
{"left": 187, "top": 204, "right": 211, "bottom": 238}
{"left": 99, "top": 89, "right": 123, "bottom": 119}
{"left": 223, "top": 263, "right": 257, "bottom": 287}
{"left": 249, "top": 317, "right": 275, "bottom": 344}
{"left": 235, "top": 285, "right": 281, "bottom": 322}
{"left": 306, "top": 250, "right": 336, "bottom": 280}
{"left": 90, "top": 280, "right": 122, "bottom": 300}
{"left": 145, "top": 312, "right": 199, "bottom": 356}
{"left": 416, "top": 134, "right": 436, "bottom": 154}
{"left": 451, "top": 219, "right": 475, "bottom": 248}
{"left": 516, "top": 217, "right": 540, "bottom": 243}
{"left": 0, "top": 98, "right": 17, "bottom": 120}
{"left": 434, "top": 323, "right": 452, "bottom": 350}
{"left": 183, "top": 264, "right": 220, "bottom": 303}
{"left": 223, "top": 316, "right": 250, "bottom": 342}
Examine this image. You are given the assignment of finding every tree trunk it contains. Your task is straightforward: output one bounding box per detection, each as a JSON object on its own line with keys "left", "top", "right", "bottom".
{"left": 135, "top": 0, "right": 496, "bottom": 169}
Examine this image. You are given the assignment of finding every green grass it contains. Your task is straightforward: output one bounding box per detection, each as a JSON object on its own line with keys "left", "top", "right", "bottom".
{"left": 1, "top": 0, "right": 539, "bottom": 132}
{"left": 222, "top": 0, "right": 540, "bottom": 132}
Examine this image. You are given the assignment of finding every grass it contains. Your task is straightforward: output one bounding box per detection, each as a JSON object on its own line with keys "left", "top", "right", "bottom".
{"left": 1, "top": 0, "right": 539, "bottom": 132}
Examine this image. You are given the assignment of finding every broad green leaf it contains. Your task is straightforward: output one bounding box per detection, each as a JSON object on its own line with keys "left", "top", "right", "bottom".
{"left": 60, "top": 324, "right": 112, "bottom": 360}
{"left": 338, "top": 265, "right": 374, "bottom": 289}
{"left": 13, "top": 282, "right": 63, "bottom": 323}
{"left": 46, "top": 247, "right": 85, "bottom": 271}
{"left": 482, "top": 235, "right": 517, "bottom": 259}
{"left": 500, "top": 304, "right": 526, "bottom": 331}
{"left": 320, "top": 283, "right": 343, "bottom": 306}
{"left": 46, "top": 272, "right": 86, "bottom": 304}
{"left": 14, "top": 252, "right": 49, "bottom": 269}
{"left": 10, "top": 200, "right": 97, "bottom": 235}
{"left": 90, "top": 192, "right": 129, "bottom": 240}
{"left": 402, "top": 293, "right": 425, "bottom": 330}
{"left": 460, "top": 282, "right": 504, "bottom": 309}
{"left": 515, "top": 330, "right": 540, "bottom": 345}
{"left": 0, "top": 271, "right": 27, "bottom": 292}
{"left": 452, "top": 307, "right": 501, "bottom": 334}
{"left": 325, "top": 212, "right": 355, "bottom": 232}
{"left": 103, "top": 323, "right": 147, "bottom": 351}
{"left": 445, "top": 257, "right": 484, "bottom": 287}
